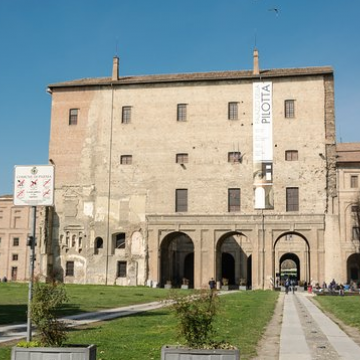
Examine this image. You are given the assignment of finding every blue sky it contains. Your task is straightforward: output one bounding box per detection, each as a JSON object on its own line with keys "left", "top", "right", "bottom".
{"left": 0, "top": 0, "right": 359, "bottom": 195}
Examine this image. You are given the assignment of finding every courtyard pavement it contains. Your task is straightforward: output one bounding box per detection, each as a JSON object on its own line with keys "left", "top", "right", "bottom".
{"left": 1, "top": 291, "right": 360, "bottom": 359}
{"left": 279, "top": 291, "right": 360, "bottom": 359}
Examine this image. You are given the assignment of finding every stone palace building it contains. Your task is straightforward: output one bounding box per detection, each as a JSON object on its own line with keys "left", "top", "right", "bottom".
{"left": 40, "top": 50, "right": 360, "bottom": 289}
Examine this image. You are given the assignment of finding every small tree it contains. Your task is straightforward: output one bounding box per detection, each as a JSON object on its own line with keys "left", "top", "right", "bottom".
{"left": 31, "top": 281, "right": 69, "bottom": 347}
{"left": 171, "top": 290, "right": 222, "bottom": 349}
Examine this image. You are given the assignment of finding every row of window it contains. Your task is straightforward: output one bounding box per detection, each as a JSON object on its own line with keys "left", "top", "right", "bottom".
{"left": 175, "top": 187, "right": 299, "bottom": 212}
{"left": 68, "top": 100, "right": 296, "bottom": 125}
{"left": 65, "top": 260, "right": 127, "bottom": 278}
{"left": 119, "top": 150, "right": 299, "bottom": 165}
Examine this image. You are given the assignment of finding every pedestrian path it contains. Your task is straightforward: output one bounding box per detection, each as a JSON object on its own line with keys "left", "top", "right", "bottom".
{"left": 280, "top": 292, "right": 360, "bottom": 359}
{"left": 0, "top": 301, "right": 166, "bottom": 344}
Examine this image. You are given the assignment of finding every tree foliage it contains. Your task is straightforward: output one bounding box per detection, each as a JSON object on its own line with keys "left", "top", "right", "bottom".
{"left": 31, "top": 281, "right": 69, "bottom": 347}
{"left": 170, "top": 290, "right": 220, "bottom": 348}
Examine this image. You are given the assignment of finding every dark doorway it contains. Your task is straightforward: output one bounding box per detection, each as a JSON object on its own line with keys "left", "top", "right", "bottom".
{"left": 160, "top": 232, "right": 194, "bottom": 288}
{"left": 222, "top": 253, "right": 235, "bottom": 285}
{"left": 347, "top": 253, "right": 360, "bottom": 282}
{"left": 247, "top": 255, "right": 252, "bottom": 289}
{"left": 280, "top": 253, "right": 300, "bottom": 282}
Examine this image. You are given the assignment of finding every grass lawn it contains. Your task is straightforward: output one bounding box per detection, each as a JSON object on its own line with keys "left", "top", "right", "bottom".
{"left": 313, "top": 294, "right": 360, "bottom": 330}
{"left": 0, "top": 290, "right": 279, "bottom": 360}
{"left": 0, "top": 283, "right": 176, "bottom": 325}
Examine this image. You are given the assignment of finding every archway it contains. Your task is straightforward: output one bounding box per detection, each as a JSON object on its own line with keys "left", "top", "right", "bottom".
{"left": 274, "top": 232, "right": 310, "bottom": 286}
{"left": 280, "top": 253, "right": 300, "bottom": 283}
{"left": 347, "top": 253, "right": 360, "bottom": 283}
{"left": 160, "top": 232, "right": 194, "bottom": 288}
{"left": 216, "top": 232, "right": 252, "bottom": 287}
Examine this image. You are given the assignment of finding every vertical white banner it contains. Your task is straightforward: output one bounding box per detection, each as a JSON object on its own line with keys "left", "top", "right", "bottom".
{"left": 253, "top": 82, "right": 274, "bottom": 209}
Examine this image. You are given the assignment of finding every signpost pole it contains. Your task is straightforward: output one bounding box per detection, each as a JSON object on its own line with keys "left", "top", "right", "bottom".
{"left": 26, "top": 205, "right": 36, "bottom": 342}
{"left": 13, "top": 165, "right": 54, "bottom": 342}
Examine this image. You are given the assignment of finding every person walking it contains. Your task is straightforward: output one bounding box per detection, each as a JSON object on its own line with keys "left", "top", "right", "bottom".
{"left": 285, "top": 278, "right": 290, "bottom": 294}
{"left": 208, "top": 278, "right": 216, "bottom": 290}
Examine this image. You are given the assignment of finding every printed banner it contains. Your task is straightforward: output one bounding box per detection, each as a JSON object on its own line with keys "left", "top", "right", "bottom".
{"left": 253, "top": 82, "right": 274, "bottom": 209}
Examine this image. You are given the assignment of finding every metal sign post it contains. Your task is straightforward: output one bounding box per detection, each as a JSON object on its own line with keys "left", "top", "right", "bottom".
{"left": 14, "top": 165, "right": 54, "bottom": 342}
{"left": 27, "top": 206, "right": 36, "bottom": 342}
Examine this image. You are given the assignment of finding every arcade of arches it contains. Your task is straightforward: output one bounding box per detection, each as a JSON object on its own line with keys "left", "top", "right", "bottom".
{"left": 157, "top": 230, "right": 318, "bottom": 289}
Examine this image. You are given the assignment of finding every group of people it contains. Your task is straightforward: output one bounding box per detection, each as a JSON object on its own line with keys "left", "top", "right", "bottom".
{"left": 284, "top": 278, "right": 296, "bottom": 294}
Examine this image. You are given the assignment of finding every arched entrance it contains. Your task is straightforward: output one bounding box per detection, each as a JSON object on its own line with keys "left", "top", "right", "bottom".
{"left": 160, "top": 232, "right": 194, "bottom": 288}
{"left": 274, "top": 232, "right": 310, "bottom": 286}
{"left": 347, "top": 253, "right": 360, "bottom": 283}
{"left": 216, "top": 232, "right": 252, "bottom": 287}
{"left": 280, "top": 253, "right": 300, "bottom": 282}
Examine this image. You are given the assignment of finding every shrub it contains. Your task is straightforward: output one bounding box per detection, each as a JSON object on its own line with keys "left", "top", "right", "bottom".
{"left": 31, "top": 281, "right": 69, "bottom": 347}
{"left": 170, "top": 290, "right": 235, "bottom": 349}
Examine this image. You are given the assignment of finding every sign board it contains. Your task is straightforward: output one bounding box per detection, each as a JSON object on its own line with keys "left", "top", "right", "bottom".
{"left": 253, "top": 82, "right": 274, "bottom": 209}
{"left": 14, "top": 165, "right": 55, "bottom": 206}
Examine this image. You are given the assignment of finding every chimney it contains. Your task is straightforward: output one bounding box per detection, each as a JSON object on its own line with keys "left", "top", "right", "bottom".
{"left": 253, "top": 49, "right": 260, "bottom": 76}
{"left": 112, "top": 56, "right": 119, "bottom": 81}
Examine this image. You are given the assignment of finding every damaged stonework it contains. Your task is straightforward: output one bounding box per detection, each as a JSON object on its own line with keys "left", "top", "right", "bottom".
{"left": 49, "top": 185, "right": 147, "bottom": 285}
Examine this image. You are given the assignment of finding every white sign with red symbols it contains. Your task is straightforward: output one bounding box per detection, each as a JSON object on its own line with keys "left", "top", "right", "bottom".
{"left": 14, "top": 165, "right": 55, "bottom": 206}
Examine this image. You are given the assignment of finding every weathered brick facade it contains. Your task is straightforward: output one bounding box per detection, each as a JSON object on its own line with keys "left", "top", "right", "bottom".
{"left": 44, "top": 54, "right": 356, "bottom": 289}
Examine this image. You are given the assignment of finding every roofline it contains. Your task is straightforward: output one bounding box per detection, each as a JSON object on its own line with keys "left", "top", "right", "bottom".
{"left": 47, "top": 66, "right": 334, "bottom": 91}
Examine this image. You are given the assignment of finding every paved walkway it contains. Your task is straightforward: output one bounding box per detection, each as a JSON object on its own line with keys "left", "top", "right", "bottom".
{"left": 1, "top": 292, "right": 360, "bottom": 360}
{"left": 0, "top": 301, "right": 166, "bottom": 344}
{"left": 279, "top": 291, "right": 360, "bottom": 359}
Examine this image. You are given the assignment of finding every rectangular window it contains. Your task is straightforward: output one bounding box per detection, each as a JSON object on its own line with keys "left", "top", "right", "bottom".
{"left": 285, "top": 100, "right": 295, "bottom": 118}
{"left": 117, "top": 261, "right": 127, "bottom": 277}
{"left": 12, "top": 254, "right": 18, "bottom": 261}
{"left": 177, "top": 104, "right": 187, "bottom": 122}
{"left": 286, "top": 187, "right": 299, "bottom": 211}
{"left": 69, "top": 109, "right": 78, "bottom": 125}
{"left": 11, "top": 267, "right": 18, "bottom": 281}
{"left": 285, "top": 150, "right": 298, "bottom": 161}
{"left": 351, "top": 175, "right": 358, "bottom": 188}
{"left": 352, "top": 227, "right": 360, "bottom": 240}
{"left": 176, "top": 153, "right": 188, "bottom": 164}
{"left": 116, "top": 233, "right": 126, "bottom": 249}
{"left": 65, "top": 261, "right": 74, "bottom": 276}
{"left": 122, "top": 106, "right": 131, "bottom": 124}
{"left": 228, "top": 152, "right": 242, "bottom": 163}
{"left": 176, "top": 189, "right": 188, "bottom": 212}
{"left": 228, "top": 102, "right": 239, "bottom": 120}
{"left": 351, "top": 205, "right": 359, "bottom": 212}
{"left": 120, "top": 155, "right": 132, "bottom": 165}
{"left": 228, "top": 188, "right": 241, "bottom": 212}
{"left": 13, "top": 237, "right": 19, "bottom": 246}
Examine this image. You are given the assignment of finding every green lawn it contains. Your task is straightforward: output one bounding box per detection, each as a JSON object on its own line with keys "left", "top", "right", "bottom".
{"left": 0, "top": 283, "right": 175, "bottom": 325}
{"left": 0, "top": 288, "right": 279, "bottom": 360}
{"left": 313, "top": 295, "right": 360, "bottom": 330}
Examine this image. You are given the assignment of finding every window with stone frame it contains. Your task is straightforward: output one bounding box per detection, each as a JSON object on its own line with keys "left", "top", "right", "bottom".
{"left": 351, "top": 175, "right": 359, "bottom": 188}
{"left": 66, "top": 261, "right": 74, "bottom": 276}
{"left": 176, "top": 153, "right": 188, "bottom": 164}
{"left": 12, "top": 254, "right": 18, "bottom": 261}
{"left": 228, "top": 188, "right": 241, "bottom": 212}
{"left": 115, "top": 233, "right": 126, "bottom": 249}
{"left": 228, "top": 152, "right": 242, "bottom": 163}
{"left": 13, "top": 237, "right": 19, "bottom": 246}
{"left": 285, "top": 150, "right": 298, "bottom": 161}
{"left": 286, "top": 187, "right": 299, "bottom": 211}
{"left": 120, "top": 155, "right": 132, "bottom": 165}
{"left": 284, "top": 100, "right": 295, "bottom": 118}
{"left": 117, "top": 261, "right": 127, "bottom": 278}
{"left": 177, "top": 104, "right": 187, "bottom": 122}
{"left": 176, "top": 189, "right": 188, "bottom": 212}
{"left": 228, "top": 102, "right": 239, "bottom": 120}
{"left": 122, "top": 106, "right": 132, "bottom": 124}
{"left": 69, "top": 108, "right": 78, "bottom": 125}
